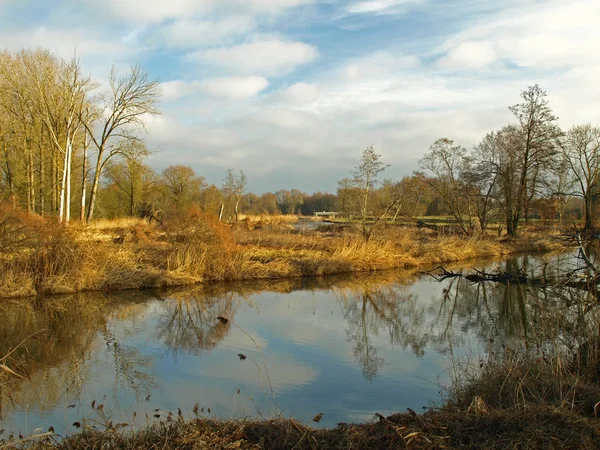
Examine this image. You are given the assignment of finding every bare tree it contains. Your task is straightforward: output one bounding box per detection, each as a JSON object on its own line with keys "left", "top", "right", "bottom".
{"left": 84, "top": 65, "right": 160, "bottom": 223}
{"left": 104, "top": 141, "right": 153, "bottom": 216}
{"left": 161, "top": 165, "right": 205, "bottom": 211}
{"left": 275, "top": 189, "right": 305, "bottom": 215}
{"left": 16, "top": 51, "right": 95, "bottom": 223}
{"left": 420, "top": 138, "right": 475, "bottom": 234}
{"left": 561, "top": 124, "right": 600, "bottom": 233}
{"left": 221, "top": 169, "right": 247, "bottom": 222}
{"left": 507, "top": 85, "right": 562, "bottom": 236}
{"left": 345, "top": 146, "right": 404, "bottom": 242}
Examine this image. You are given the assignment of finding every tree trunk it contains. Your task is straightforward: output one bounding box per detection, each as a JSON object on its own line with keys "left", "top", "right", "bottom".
{"left": 80, "top": 131, "right": 88, "bottom": 224}
{"left": 65, "top": 138, "right": 72, "bottom": 223}
{"left": 86, "top": 153, "right": 103, "bottom": 223}
{"left": 39, "top": 138, "right": 45, "bottom": 216}
{"left": 58, "top": 141, "right": 69, "bottom": 223}
{"left": 51, "top": 148, "right": 57, "bottom": 213}
{"left": 25, "top": 136, "right": 32, "bottom": 213}
{"left": 129, "top": 170, "right": 135, "bottom": 216}
{"left": 584, "top": 195, "right": 593, "bottom": 233}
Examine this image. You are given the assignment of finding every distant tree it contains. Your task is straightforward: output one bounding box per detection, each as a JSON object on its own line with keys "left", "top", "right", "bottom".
{"left": 161, "top": 165, "right": 205, "bottom": 211}
{"left": 257, "top": 192, "right": 280, "bottom": 215}
{"left": 351, "top": 146, "right": 386, "bottom": 240}
{"left": 300, "top": 192, "right": 337, "bottom": 215}
{"left": 199, "top": 184, "right": 222, "bottom": 216}
{"left": 561, "top": 124, "right": 600, "bottom": 232}
{"left": 336, "top": 177, "right": 356, "bottom": 218}
{"left": 221, "top": 169, "right": 247, "bottom": 222}
{"left": 471, "top": 126, "right": 520, "bottom": 235}
{"left": 420, "top": 138, "right": 476, "bottom": 234}
{"left": 275, "top": 189, "right": 305, "bottom": 215}
{"left": 344, "top": 146, "right": 405, "bottom": 242}
{"left": 506, "top": 85, "right": 562, "bottom": 236}
{"left": 103, "top": 141, "right": 153, "bottom": 216}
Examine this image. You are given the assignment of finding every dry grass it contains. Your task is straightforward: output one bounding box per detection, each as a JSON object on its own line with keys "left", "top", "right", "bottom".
{"left": 15, "top": 407, "right": 600, "bottom": 450}
{"left": 86, "top": 217, "right": 149, "bottom": 231}
{"left": 0, "top": 205, "right": 569, "bottom": 299}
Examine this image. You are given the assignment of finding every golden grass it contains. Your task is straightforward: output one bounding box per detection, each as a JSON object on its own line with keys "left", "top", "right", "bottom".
{"left": 0, "top": 205, "right": 569, "bottom": 299}
{"left": 86, "top": 217, "right": 148, "bottom": 231}
{"left": 19, "top": 407, "right": 600, "bottom": 450}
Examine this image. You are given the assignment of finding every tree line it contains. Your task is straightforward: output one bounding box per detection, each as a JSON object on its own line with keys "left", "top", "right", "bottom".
{"left": 0, "top": 49, "right": 597, "bottom": 235}
{"left": 0, "top": 49, "right": 161, "bottom": 224}
{"left": 418, "top": 85, "right": 600, "bottom": 237}
{"left": 337, "top": 85, "right": 600, "bottom": 239}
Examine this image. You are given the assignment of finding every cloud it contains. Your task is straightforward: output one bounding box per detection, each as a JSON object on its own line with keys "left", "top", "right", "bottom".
{"left": 437, "top": 40, "right": 497, "bottom": 70}
{"left": 155, "top": 16, "right": 257, "bottom": 48}
{"left": 345, "top": 0, "right": 424, "bottom": 15}
{"left": 341, "top": 51, "right": 420, "bottom": 81}
{"left": 0, "top": 27, "right": 134, "bottom": 62}
{"left": 200, "top": 76, "right": 269, "bottom": 99}
{"left": 102, "top": 0, "right": 209, "bottom": 23}
{"left": 189, "top": 39, "right": 319, "bottom": 76}
{"left": 275, "top": 82, "right": 321, "bottom": 106}
{"left": 436, "top": 0, "right": 600, "bottom": 70}
{"left": 101, "top": 0, "right": 313, "bottom": 23}
{"left": 161, "top": 76, "right": 269, "bottom": 101}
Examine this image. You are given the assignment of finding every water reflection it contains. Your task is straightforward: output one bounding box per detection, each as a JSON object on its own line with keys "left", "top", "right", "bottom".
{"left": 157, "top": 291, "right": 236, "bottom": 354}
{"left": 1, "top": 254, "right": 596, "bottom": 434}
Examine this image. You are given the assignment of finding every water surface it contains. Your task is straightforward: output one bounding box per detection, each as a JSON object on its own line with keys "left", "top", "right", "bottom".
{"left": 0, "top": 252, "right": 591, "bottom": 436}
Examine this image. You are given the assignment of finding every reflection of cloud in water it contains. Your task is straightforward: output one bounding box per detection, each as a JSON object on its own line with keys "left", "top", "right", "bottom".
{"left": 219, "top": 327, "right": 269, "bottom": 353}
{"left": 199, "top": 354, "right": 317, "bottom": 391}
{"left": 6, "top": 255, "right": 591, "bottom": 432}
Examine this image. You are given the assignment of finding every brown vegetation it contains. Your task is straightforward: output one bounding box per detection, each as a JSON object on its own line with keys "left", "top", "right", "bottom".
{"left": 0, "top": 205, "right": 566, "bottom": 299}
{"left": 18, "top": 406, "right": 600, "bottom": 449}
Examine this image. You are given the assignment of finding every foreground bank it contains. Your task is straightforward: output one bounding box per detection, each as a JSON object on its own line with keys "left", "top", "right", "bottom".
{"left": 0, "top": 207, "right": 564, "bottom": 299}
{"left": 3, "top": 248, "right": 599, "bottom": 449}
{"left": 13, "top": 409, "right": 597, "bottom": 450}
{"left": 19, "top": 347, "right": 600, "bottom": 450}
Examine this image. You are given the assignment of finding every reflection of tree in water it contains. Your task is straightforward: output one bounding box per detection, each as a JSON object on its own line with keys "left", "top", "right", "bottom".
{"left": 0, "top": 292, "right": 157, "bottom": 419}
{"left": 156, "top": 290, "right": 238, "bottom": 355}
{"left": 339, "top": 284, "right": 426, "bottom": 382}
{"left": 430, "top": 255, "right": 600, "bottom": 360}
{"left": 337, "top": 254, "right": 600, "bottom": 382}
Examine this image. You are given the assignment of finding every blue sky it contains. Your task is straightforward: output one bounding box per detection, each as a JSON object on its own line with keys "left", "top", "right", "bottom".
{"left": 0, "top": 0, "right": 598, "bottom": 193}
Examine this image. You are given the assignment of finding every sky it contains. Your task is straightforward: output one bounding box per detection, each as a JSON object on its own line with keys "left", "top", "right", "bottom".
{"left": 1, "top": 0, "right": 599, "bottom": 193}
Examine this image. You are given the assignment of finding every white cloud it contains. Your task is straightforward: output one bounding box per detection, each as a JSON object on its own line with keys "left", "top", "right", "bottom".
{"left": 101, "top": 0, "right": 313, "bottom": 23}
{"left": 201, "top": 76, "right": 269, "bottom": 98}
{"left": 161, "top": 76, "right": 269, "bottom": 101}
{"left": 190, "top": 39, "right": 319, "bottom": 76}
{"left": 103, "top": 0, "right": 208, "bottom": 23}
{"left": 156, "top": 16, "right": 257, "bottom": 48}
{"left": 346, "top": 0, "right": 424, "bottom": 15}
{"left": 341, "top": 51, "right": 420, "bottom": 81}
{"left": 0, "top": 27, "right": 134, "bottom": 62}
{"left": 231, "top": 0, "right": 313, "bottom": 14}
{"left": 276, "top": 82, "right": 321, "bottom": 106}
{"left": 436, "top": 0, "right": 600, "bottom": 70}
{"left": 437, "top": 40, "right": 497, "bottom": 70}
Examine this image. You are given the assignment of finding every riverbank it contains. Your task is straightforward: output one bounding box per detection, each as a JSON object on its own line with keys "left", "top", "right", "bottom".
{"left": 0, "top": 206, "right": 567, "bottom": 298}
{"left": 20, "top": 346, "right": 600, "bottom": 450}
{"left": 20, "top": 407, "right": 600, "bottom": 449}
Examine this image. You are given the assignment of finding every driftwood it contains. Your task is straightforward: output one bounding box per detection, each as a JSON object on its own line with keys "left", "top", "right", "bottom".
{"left": 427, "top": 266, "right": 600, "bottom": 303}
{"left": 425, "top": 266, "right": 531, "bottom": 284}
{"left": 427, "top": 232, "right": 600, "bottom": 287}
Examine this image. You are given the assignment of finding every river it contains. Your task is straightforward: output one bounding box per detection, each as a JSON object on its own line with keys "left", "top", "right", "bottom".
{"left": 0, "top": 251, "right": 592, "bottom": 437}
